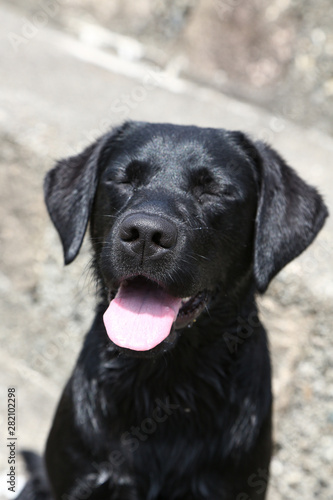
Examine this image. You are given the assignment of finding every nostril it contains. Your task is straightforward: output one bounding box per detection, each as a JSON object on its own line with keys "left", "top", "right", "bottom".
{"left": 153, "top": 229, "right": 176, "bottom": 249}
{"left": 120, "top": 225, "right": 140, "bottom": 242}
{"left": 152, "top": 231, "right": 162, "bottom": 246}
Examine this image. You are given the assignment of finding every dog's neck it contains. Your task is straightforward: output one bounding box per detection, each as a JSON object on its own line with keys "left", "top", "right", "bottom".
{"left": 74, "top": 289, "right": 268, "bottom": 443}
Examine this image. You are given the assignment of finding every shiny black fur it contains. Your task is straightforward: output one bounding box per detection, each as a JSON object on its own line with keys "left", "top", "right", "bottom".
{"left": 18, "top": 122, "right": 327, "bottom": 500}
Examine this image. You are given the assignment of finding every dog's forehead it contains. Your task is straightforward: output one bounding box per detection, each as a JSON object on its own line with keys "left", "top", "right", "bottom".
{"left": 136, "top": 134, "right": 211, "bottom": 167}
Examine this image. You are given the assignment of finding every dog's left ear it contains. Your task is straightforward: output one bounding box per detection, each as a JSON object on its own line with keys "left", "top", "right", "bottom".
{"left": 253, "top": 141, "right": 328, "bottom": 293}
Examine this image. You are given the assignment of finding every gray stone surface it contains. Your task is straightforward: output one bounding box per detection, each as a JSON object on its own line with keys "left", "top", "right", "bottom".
{"left": 0, "top": 3, "right": 332, "bottom": 499}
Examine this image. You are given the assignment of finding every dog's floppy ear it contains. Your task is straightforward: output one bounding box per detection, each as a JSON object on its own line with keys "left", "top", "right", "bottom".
{"left": 253, "top": 141, "right": 328, "bottom": 293}
{"left": 44, "top": 123, "right": 132, "bottom": 264}
{"left": 44, "top": 139, "right": 104, "bottom": 264}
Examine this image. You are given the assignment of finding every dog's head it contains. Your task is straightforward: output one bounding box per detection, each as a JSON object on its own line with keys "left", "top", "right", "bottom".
{"left": 44, "top": 121, "right": 328, "bottom": 355}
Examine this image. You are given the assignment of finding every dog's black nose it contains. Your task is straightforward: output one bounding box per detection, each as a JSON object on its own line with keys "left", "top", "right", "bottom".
{"left": 119, "top": 213, "right": 177, "bottom": 259}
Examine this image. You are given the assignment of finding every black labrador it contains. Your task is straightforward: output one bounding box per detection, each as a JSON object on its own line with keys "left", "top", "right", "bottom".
{"left": 19, "top": 121, "right": 328, "bottom": 500}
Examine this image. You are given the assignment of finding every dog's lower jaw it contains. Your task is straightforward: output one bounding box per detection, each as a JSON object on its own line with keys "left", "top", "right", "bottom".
{"left": 174, "top": 290, "right": 210, "bottom": 329}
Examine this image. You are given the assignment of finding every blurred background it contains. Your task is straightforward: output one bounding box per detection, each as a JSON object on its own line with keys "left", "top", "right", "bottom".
{"left": 0, "top": 1, "right": 332, "bottom": 499}
{"left": 6, "top": 0, "right": 333, "bottom": 134}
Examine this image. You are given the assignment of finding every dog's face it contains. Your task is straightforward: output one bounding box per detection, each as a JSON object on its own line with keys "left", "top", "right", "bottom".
{"left": 91, "top": 125, "right": 259, "bottom": 353}
{"left": 44, "top": 121, "right": 327, "bottom": 355}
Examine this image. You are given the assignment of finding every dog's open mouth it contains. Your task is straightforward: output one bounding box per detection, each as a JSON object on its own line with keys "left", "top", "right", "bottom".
{"left": 103, "top": 276, "right": 208, "bottom": 351}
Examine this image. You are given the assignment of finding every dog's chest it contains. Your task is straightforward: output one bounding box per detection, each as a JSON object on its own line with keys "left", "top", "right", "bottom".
{"left": 104, "top": 394, "right": 226, "bottom": 491}
{"left": 101, "top": 362, "right": 236, "bottom": 465}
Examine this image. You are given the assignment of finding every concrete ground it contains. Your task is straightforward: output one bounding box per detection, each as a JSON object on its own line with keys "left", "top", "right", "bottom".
{"left": 0, "top": 3, "right": 332, "bottom": 499}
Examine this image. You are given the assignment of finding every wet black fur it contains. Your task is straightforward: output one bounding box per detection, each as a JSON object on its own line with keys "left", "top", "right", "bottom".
{"left": 18, "top": 121, "right": 327, "bottom": 500}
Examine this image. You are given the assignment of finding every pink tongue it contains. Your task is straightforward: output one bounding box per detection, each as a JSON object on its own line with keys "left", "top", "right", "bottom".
{"left": 103, "top": 280, "right": 182, "bottom": 351}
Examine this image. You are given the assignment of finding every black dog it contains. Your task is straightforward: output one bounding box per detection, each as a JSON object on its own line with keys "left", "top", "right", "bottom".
{"left": 19, "top": 121, "right": 327, "bottom": 500}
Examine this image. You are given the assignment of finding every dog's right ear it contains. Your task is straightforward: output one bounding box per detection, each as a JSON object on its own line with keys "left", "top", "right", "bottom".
{"left": 44, "top": 139, "right": 103, "bottom": 265}
{"left": 44, "top": 123, "right": 132, "bottom": 264}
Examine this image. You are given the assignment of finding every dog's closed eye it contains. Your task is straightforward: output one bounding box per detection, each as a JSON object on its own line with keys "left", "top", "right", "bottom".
{"left": 105, "top": 161, "right": 149, "bottom": 189}
{"left": 189, "top": 167, "right": 238, "bottom": 203}
{"left": 124, "top": 160, "right": 149, "bottom": 187}
{"left": 189, "top": 167, "right": 220, "bottom": 203}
